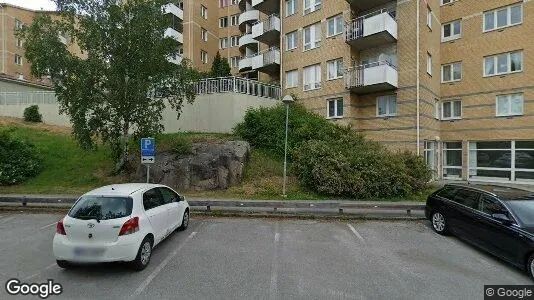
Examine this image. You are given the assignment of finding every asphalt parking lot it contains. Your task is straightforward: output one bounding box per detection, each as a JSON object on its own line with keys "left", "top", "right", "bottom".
{"left": 0, "top": 213, "right": 531, "bottom": 300}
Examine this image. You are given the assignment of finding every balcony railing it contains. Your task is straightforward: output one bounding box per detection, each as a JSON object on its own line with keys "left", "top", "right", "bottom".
{"left": 163, "top": 2, "right": 184, "bottom": 20}
{"left": 345, "top": 61, "right": 398, "bottom": 93}
{"left": 0, "top": 91, "right": 57, "bottom": 105}
{"left": 252, "top": 14, "right": 280, "bottom": 44}
{"left": 345, "top": 8, "right": 397, "bottom": 49}
{"left": 195, "top": 76, "right": 281, "bottom": 100}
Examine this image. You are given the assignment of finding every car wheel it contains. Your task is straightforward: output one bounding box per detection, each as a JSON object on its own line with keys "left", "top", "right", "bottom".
{"left": 431, "top": 211, "right": 448, "bottom": 235}
{"left": 178, "top": 210, "right": 189, "bottom": 231}
{"left": 527, "top": 254, "right": 534, "bottom": 280}
{"left": 131, "top": 237, "right": 152, "bottom": 271}
{"left": 56, "top": 260, "right": 71, "bottom": 269}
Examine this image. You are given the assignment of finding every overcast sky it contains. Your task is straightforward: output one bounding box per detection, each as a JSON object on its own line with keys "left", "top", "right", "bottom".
{"left": 4, "top": 0, "right": 56, "bottom": 10}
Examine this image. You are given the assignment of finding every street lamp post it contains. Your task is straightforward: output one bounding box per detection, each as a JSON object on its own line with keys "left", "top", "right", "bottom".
{"left": 282, "top": 95, "right": 294, "bottom": 198}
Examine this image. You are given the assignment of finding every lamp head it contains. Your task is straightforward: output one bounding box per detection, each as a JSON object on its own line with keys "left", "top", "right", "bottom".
{"left": 282, "top": 95, "right": 294, "bottom": 105}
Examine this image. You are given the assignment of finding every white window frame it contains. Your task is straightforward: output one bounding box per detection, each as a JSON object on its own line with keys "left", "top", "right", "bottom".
{"left": 434, "top": 99, "right": 441, "bottom": 120}
{"left": 442, "top": 100, "right": 462, "bottom": 120}
{"left": 303, "top": 64, "right": 322, "bottom": 91}
{"left": 201, "top": 28, "right": 208, "bottom": 42}
{"left": 441, "top": 62, "right": 462, "bottom": 83}
{"left": 440, "top": 0, "right": 456, "bottom": 5}
{"left": 303, "top": 23, "right": 321, "bottom": 51}
{"left": 443, "top": 141, "right": 462, "bottom": 179}
{"left": 496, "top": 93, "right": 524, "bottom": 117}
{"left": 219, "top": 17, "right": 228, "bottom": 28}
{"left": 327, "top": 98, "right": 344, "bottom": 119}
{"left": 441, "top": 20, "right": 461, "bottom": 42}
{"left": 230, "top": 56, "right": 240, "bottom": 68}
{"left": 326, "top": 15, "right": 343, "bottom": 37}
{"left": 14, "top": 19, "right": 23, "bottom": 30}
{"left": 219, "top": 37, "right": 228, "bottom": 49}
{"left": 326, "top": 58, "right": 344, "bottom": 80}
{"left": 200, "top": 51, "right": 208, "bottom": 64}
{"left": 376, "top": 95, "right": 397, "bottom": 117}
{"left": 231, "top": 14, "right": 239, "bottom": 26}
{"left": 427, "top": 52, "right": 432, "bottom": 75}
{"left": 16, "top": 38, "right": 23, "bottom": 48}
{"left": 285, "top": 69, "right": 298, "bottom": 89}
{"left": 484, "top": 51, "right": 523, "bottom": 77}
{"left": 303, "top": 0, "right": 322, "bottom": 15}
{"left": 483, "top": 4, "right": 523, "bottom": 33}
{"left": 286, "top": 0, "right": 297, "bottom": 17}
{"left": 230, "top": 36, "right": 239, "bottom": 47}
{"left": 427, "top": 8, "right": 432, "bottom": 29}
{"left": 201, "top": 5, "right": 208, "bottom": 19}
{"left": 14, "top": 54, "right": 23, "bottom": 65}
{"left": 286, "top": 31, "right": 297, "bottom": 51}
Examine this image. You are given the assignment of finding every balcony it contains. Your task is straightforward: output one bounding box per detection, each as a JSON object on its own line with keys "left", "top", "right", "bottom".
{"left": 252, "top": 15, "right": 280, "bottom": 45}
{"left": 164, "top": 28, "right": 183, "bottom": 44}
{"left": 345, "top": 61, "right": 398, "bottom": 94}
{"left": 346, "top": 0, "right": 393, "bottom": 12}
{"left": 252, "top": 0, "right": 279, "bottom": 15}
{"left": 345, "top": 9, "right": 397, "bottom": 50}
{"left": 239, "top": 9, "right": 260, "bottom": 31}
{"left": 251, "top": 48, "right": 280, "bottom": 74}
{"left": 163, "top": 3, "right": 183, "bottom": 20}
{"left": 238, "top": 33, "right": 258, "bottom": 51}
{"left": 168, "top": 54, "right": 183, "bottom": 65}
{"left": 239, "top": 56, "right": 253, "bottom": 71}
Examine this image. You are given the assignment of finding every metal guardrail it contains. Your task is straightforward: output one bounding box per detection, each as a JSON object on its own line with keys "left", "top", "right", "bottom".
{"left": 195, "top": 76, "right": 281, "bottom": 100}
{"left": 345, "top": 60, "right": 397, "bottom": 89}
{"left": 0, "top": 91, "right": 57, "bottom": 105}
{"left": 345, "top": 8, "right": 396, "bottom": 42}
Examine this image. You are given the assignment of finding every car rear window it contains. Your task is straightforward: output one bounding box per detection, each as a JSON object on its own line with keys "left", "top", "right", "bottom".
{"left": 435, "top": 186, "right": 458, "bottom": 199}
{"left": 69, "top": 196, "right": 133, "bottom": 220}
{"left": 508, "top": 201, "right": 534, "bottom": 226}
{"left": 452, "top": 189, "right": 479, "bottom": 209}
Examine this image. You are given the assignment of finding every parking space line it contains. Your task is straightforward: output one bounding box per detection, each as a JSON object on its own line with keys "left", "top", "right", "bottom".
{"left": 269, "top": 221, "right": 280, "bottom": 300}
{"left": 347, "top": 224, "right": 366, "bottom": 244}
{"left": 130, "top": 230, "right": 198, "bottom": 299}
{"left": 40, "top": 222, "right": 57, "bottom": 230}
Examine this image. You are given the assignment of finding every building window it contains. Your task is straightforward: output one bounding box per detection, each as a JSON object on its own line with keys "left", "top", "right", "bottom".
{"left": 441, "top": 0, "right": 456, "bottom": 5}
{"left": 219, "top": 17, "right": 229, "bottom": 28}
{"left": 286, "top": 31, "right": 297, "bottom": 51}
{"left": 496, "top": 93, "right": 523, "bottom": 117}
{"left": 377, "top": 95, "right": 397, "bottom": 117}
{"left": 230, "top": 56, "right": 240, "bottom": 68}
{"left": 427, "top": 8, "right": 432, "bottom": 29}
{"left": 435, "top": 99, "right": 441, "bottom": 120}
{"left": 230, "top": 36, "right": 239, "bottom": 47}
{"left": 327, "top": 98, "right": 343, "bottom": 118}
{"left": 201, "top": 28, "right": 208, "bottom": 42}
{"left": 303, "top": 64, "right": 321, "bottom": 91}
{"left": 14, "top": 54, "right": 23, "bottom": 65}
{"left": 286, "top": 0, "right": 297, "bottom": 17}
{"left": 14, "top": 19, "right": 23, "bottom": 30}
{"left": 200, "top": 51, "right": 208, "bottom": 64}
{"left": 16, "top": 38, "right": 23, "bottom": 48}
{"left": 285, "top": 69, "right": 298, "bottom": 89}
{"left": 303, "top": 23, "right": 321, "bottom": 51}
{"left": 443, "top": 142, "right": 462, "bottom": 178}
{"left": 327, "top": 58, "right": 343, "bottom": 80}
{"left": 484, "top": 4, "right": 522, "bottom": 32}
{"left": 327, "top": 15, "right": 343, "bottom": 37}
{"left": 219, "top": 0, "right": 229, "bottom": 7}
{"left": 442, "top": 20, "right": 461, "bottom": 42}
{"left": 442, "top": 100, "right": 462, "bottom": 120}
{"left": 231, "top": 14, "right": 239, "bottom": 26}
{"left": 427, "top": 52, "right": 432, "bottom": 75}
{"left": 303, "top": 0, "right": 321, "bottom": 15}
{"left": 219, "top": 38, "right": 228, "bottom": 49}
{"left": 484, "top": 51, "right": 522, "bottom": 77}
{"left": 201, "top": 5, "right": 207, "bottom": 19}
{"left": 442, "top": 62, "right": 462, "bottom": 83}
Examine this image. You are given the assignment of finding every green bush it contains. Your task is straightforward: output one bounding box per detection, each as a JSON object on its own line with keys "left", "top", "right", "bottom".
{"left": 172, "top": 135, "right": 193, "bottom": 157}
{"left": 23, "top": 105, "right": 43, "bottom": 123}
{"left": 0, "top": 131, "right": 42, "bottom": 185}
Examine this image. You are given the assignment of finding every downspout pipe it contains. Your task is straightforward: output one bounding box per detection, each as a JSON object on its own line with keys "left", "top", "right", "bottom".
{"left": 416, "top": 0, "right": 421, "bottom": 155}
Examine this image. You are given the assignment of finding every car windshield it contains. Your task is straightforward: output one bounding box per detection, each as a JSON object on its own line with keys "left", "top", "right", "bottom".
{"left": 507, "top": 201, "right": 534, "bottom": 226}
{"left": 68, "top": 196, "right": 133, "bottom": 221}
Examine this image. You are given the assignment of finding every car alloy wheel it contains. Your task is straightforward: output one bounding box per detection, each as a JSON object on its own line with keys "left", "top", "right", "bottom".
{"left": 432, "top": 212, "right": 446, "bottom": 233}
{"left": 140, "top": 241, "right": 151, "bottom": 266}
{"left": 178, "top": 210, "right": 189, "bottom": 231}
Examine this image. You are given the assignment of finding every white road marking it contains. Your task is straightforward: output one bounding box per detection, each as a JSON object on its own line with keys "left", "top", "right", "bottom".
{"left": 24, "top": 263, "right": 56, "bottom": 280}
{"left": 130, "top": 231, "right": 197, "bottom": 299}
{"left": 40, "top": 222, "right": 57, "bottom": 230}
{"left": 269, "top": 222, "right": 280, "bottom": 300}
{"left": 347, "top": 224, "right": 366, "bottom": 244}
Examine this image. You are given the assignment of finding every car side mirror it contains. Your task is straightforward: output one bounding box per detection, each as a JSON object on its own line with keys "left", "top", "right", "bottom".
{"left": 492, "top": 213, "right": 513, "bottom": 225}
{"left": 175, "top": 195, "right": 185, "bottom": 202}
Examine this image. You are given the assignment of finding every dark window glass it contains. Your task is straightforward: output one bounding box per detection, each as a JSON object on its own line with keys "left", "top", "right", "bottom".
{"left": 143, "top": 188, "right": 165, "bottom": 211}
{"left": 516, "top": 141, "right": 534, "bottom": 149}
{"left": 478, "top": 195, "right": 507, "bottom": 215}
{"left": 69, "top": 196, "right": 132, "bottom": 220}
{"left": 508, "top": 201, "right": 534, "bottom": 226}
{"left": 436, "top": 186, "right": 458, "bottom": 199}
{"left": 159, "top": 187, "right": 179, "bottom": 204}
{"left": 476, "top": 141, "right": 511, "bottom": 149}
{"left": 452, "top": 189, "right": 479, "bottom": 208}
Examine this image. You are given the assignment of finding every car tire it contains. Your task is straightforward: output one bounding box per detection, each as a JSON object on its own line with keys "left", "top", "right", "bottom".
{"left": 431, "top": 211, "right": 448, "bottom": 235}
{"left": 56, "top": 260, "right": 71, "bottom": 269}
{"left": 527, "top": 254, "right": 534, "bottom": 281}
{"left": 131, "top": 237, "right": 152, "bottom": 271}
{"left": 178, "top": 210, "right": 189, "bottom": 231}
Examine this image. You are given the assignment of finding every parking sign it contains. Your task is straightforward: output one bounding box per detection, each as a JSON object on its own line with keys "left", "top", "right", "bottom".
{"left": 141, "top": 138, "right": 155, "bottom": 164}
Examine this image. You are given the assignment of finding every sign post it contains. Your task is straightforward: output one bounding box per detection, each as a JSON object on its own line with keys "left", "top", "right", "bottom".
{"left": 141, "top": 138, "right": 155, "bottom": 183}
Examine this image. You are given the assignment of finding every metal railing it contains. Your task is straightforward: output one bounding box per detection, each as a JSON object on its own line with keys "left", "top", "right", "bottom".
{"left": 262, "top": 47, "right": 280, "bottom": 66}
{"left": 345, "top": 60, "right": 397, "bottom": 88}
{"left": 256, "top": 14, "right": 280, "bottom": 34}
{"left": 195, "top": 76, "right": 281, "bottom": 100}
{"left": 345, "top": 8, "right": 396, "bottom": 42}
{"left": 0, "top": 91, "right": 57, "bottom": 105}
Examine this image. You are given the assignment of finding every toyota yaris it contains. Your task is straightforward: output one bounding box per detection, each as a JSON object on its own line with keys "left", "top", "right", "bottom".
{"left": 53, "top": 183, "right": 189, "bottom": 270}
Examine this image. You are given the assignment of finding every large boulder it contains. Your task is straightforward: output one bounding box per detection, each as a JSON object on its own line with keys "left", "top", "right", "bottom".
{"left": 132, "top": 141, "right": 250, "bottom": 191}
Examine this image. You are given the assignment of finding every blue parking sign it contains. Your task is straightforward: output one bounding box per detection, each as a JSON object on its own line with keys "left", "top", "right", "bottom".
{"left": 141, "top": 138, "right": 155, "bottom": 157}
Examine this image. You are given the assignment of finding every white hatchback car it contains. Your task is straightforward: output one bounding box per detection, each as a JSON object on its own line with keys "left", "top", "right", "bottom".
{"left": 53, "top": 183, "right": 189, "bottom": 270}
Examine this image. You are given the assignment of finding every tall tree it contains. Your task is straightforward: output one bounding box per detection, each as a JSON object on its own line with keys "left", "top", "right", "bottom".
{"left": 210, "top": 51, "right": 231, "bottom": 77}
{"left": 20, "top": 0, "right": 200, "bottom": 172}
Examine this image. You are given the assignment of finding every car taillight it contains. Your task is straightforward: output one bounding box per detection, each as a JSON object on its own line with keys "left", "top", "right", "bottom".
{"left": 56, "top": 218, "right": 66, "bottom": 235}
{"left": 119, "top": 217, "right": 139, "bottom": 236}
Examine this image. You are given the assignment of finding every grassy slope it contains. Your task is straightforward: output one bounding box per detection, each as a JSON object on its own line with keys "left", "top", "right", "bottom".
{"left": 0, "top": 118, "right": 436, "bottom": 200}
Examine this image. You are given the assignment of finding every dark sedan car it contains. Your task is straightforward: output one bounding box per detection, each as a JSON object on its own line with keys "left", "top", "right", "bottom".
{"left": 426, "top": 184, "right": 534, "bottom": 279}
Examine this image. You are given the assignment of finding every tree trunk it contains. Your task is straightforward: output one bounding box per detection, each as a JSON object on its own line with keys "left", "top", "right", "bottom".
{"left": 113, "top": 122, "right": 130, "bottom": 174}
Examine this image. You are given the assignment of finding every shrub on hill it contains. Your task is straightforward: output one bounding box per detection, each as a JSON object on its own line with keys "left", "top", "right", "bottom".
{"left": 23, "top": 105, "right": 43, "bottom": 123}
{"left": 0, "top": 131, "right": 42, "bottom": 185}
